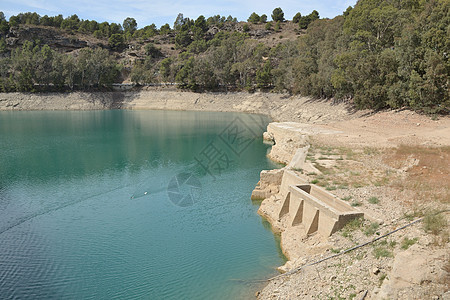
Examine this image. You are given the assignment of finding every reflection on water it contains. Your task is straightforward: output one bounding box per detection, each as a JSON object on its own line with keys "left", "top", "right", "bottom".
{"left": 0, "top": 110, "right": 284, "bottom": 299}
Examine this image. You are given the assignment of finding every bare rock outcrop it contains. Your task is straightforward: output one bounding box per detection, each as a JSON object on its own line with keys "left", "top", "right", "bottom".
{"left": 7, "top": 26, "right": 90, "bottom": 52}
{"left": 376, "top": 244, "right": 449, "bottom": 299}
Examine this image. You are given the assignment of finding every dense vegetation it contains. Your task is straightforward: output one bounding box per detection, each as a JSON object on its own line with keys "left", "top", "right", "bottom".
{"left": 0, "top": 0, "right": 448, "bottom": 113}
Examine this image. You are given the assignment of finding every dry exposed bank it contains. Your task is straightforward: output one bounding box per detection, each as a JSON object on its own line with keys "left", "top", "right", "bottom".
{"left": 255, "top": 118, "right": 449, "bottom": 299}
{"left": 0, "top": 89, "right": 361, "bottom": 123}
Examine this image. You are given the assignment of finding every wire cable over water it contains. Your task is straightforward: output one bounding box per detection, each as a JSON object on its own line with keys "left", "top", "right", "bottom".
{"left": 0, "top": 162, "right": 208, "bottom": 236}
{"left": 0, "top": 185, "right": 128, "bottom": 236}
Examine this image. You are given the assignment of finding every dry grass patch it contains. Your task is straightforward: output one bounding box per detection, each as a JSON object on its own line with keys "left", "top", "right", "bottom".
{"left": 306, "top": 144, "right": 396, "bottom": 190}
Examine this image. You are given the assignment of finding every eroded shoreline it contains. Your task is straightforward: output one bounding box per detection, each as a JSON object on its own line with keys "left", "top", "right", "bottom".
{"left": 0, "top": 90, "right": 361, "bottom": 124}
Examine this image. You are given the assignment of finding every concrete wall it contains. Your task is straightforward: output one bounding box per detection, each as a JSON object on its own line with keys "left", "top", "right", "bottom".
{"left": 278, "top": 170, "right": 364, "bottom": 237}
{"left": 279, "top": 170, "right": 308, "bottom": 198}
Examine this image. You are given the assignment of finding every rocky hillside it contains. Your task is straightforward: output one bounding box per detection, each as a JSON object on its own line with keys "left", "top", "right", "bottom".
{"left": 0, "top": 20, "right": 301, "bottom": 82}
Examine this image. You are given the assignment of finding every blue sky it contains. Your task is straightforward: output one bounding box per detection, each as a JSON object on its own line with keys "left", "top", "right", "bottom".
{"left": 2, "top": 0, "right": 357, "bottom": 28}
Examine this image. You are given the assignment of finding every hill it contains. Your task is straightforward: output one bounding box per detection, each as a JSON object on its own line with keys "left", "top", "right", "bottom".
{"left": 0, "top": 0, "right": 448, "bottom": 113}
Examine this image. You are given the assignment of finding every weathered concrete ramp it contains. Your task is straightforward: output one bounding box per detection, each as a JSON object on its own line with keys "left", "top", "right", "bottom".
{"left": 278, "top": 170, "right": 364, "bottom": 237}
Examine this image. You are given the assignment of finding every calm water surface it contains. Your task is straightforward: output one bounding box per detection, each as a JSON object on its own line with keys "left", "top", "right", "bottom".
{"left": 0, "top": 110, "right": 284, "bottom": 299}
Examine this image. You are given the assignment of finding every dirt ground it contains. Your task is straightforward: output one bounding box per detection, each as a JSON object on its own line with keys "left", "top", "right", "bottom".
{"left": 257, "top": 110, "right": 449, "bottom": 299}
{"left": 314, "top": 109, "right": 450, "bottom": 148}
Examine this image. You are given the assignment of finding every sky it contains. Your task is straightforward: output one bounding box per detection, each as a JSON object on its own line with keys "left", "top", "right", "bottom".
{"left": 1, "top": 0, "right": 357, "bottom": 28}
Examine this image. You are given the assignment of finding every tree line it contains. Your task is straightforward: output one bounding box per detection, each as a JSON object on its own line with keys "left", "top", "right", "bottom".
{"left": 0, "top": 40, "right": 120, "bottom": 91}
{"left": 131, "top": 1, "right": 449, "bottom": 113}
{"left": 0, "top": 0, "right": 448, "bottom": 113}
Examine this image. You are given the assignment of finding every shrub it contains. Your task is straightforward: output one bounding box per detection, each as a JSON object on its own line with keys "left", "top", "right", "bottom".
{"left": 423, "top": 211, "right": 447, "bottom": 235}
{"left": 351, "top": 200, "right": 361, "bottom": 207}
{"left": 373, "top": 246, "right": 393, "bottom": 259}
{"left": 368, "top": 196, "right": 379, "bottom": 204}
{"left": 364, "top": 222, "right": 379, "bottom": 236}
{"left": 401, "top": 237, "right": 418, "bottom": 250}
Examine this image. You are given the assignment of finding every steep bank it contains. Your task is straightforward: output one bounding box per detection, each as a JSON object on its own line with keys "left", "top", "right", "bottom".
{"left": 0, "top": 90, "right": 360, "bottom": 123}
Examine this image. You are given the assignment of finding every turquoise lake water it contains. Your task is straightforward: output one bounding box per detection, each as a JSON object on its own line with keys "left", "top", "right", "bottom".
{"left": 0, "top": 110, "right": 285, "bottom": 299}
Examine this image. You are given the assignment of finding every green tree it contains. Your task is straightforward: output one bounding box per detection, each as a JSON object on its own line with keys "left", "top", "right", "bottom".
{"left": 343, "top": 6, "right": 353, "bottom": 17}
{"left": 53, "top": 15, "right": 63, "bottom": 28}
{"left": 0, "top": 55, "right": 12, "bottom": 91}
{"left": 109, "top": 23, "right": 123, "bottom": 35}
{"left": 10, "top": 41, "right": 36, "bottom": 91}
{"left": 9, "top": 16, "right": 19, "bottom": 27}
{"left": 256, "top": 61, "right": 272, "bottom": 88}
{"left": 248, "top": 12, "right": 260, "bottom": 24}
{"left": 0, "top": 19, "right": 9, "bottom": 35}
{"left": 274, "top": 21, "right": 281, "bottom": 31}
{"left": 34, "top": 44, "right": 54, "bottom": 85}
{"left": 272, "top": 7, "right": 285, "bottom": 22}
{"left": 260, "top": 14, "right": 268, "bottom": 23}
{"left": 293, "top": 12, "right": 302, "bottom": 23}
{"left": 62, "top": 55, "right": 76, "bottom": 89}
{"left": 187, "top": 39, "right": 207, "bottom": 54}
{"left": 175, "top": 29, "right": 192, "bottom": 48}
{"left": 123, "top": 17, "right": 137, "bottom": 34}
{"left": 0, "top": 38, "right": 7, "bottom": 53}
{"left": 138, "top": 24, "right": 158, "bottom": 39}
{"left": 130, "top": 60, "right": 154, "bottom": 84}
{"left": 160, "top": 23, "right": 171, "bottom": 35}
{"left": 192, "top": 15, "right": 207, "bottom": 40}
{"left": 108, "top": 33, "right": 125, "bottom": 50}
{"left": 159, "top": 58, "right": 173, "bottom": 82}
{"left": 298, "top": 10, "right": 320, "bottom": 29}
{"left": 40, "top": 15, "right": 52, "bottom": 26}
{"left": 174, "top": 13, "right": 187, "bottom": 31}
{"left": 61, "top": 14, "right": 80, "bottom": 31}
{"left": 175, "top": 56, "right": 195, "bottom": 88}
{"left": 75, "top": 48, "right": 119, "bottom": 88}
{"left": 144, "top": 43, "right": 162, "bottom": 58}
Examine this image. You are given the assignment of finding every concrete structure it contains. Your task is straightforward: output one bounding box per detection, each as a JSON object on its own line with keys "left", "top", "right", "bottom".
{"left": 251, "top": 169, "right": 284, "bottom": 200}
{"left": 278, "top": 170, "right": 364, "bottom": 237}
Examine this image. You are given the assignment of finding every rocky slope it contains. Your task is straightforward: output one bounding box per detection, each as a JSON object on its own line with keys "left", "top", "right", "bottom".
{"left": 0, "top": 89, "right": 360, "bottom": 123}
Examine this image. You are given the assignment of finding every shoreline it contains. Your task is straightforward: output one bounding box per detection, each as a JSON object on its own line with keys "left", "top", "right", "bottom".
{"left": 0, "top": 90, "right": 363, "bottom": 124}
